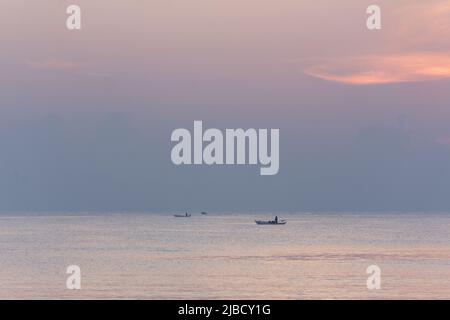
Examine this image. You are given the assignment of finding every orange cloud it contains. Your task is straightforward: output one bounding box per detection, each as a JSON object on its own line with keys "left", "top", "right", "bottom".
{"left": 305, "top": 53, "right": 450, "bottom": 85}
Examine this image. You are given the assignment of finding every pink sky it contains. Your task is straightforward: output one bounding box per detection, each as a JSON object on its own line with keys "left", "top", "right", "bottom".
{"left": 1, "top": 0, "right": 449, "bottom": 119}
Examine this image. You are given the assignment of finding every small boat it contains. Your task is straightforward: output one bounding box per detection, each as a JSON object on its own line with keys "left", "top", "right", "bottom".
{"left": 174, "top": 213, "right": 191, "bottom": 218}
{"left": 255, "top": 219, "right": 286, "bottom": 225}
{"left": 201, "top": 212, "right": 208, "bottom": 215}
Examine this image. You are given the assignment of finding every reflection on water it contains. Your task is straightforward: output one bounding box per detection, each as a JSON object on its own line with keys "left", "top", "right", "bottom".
{"left": 0, "top": 212, "right": 449, "bottom": 299}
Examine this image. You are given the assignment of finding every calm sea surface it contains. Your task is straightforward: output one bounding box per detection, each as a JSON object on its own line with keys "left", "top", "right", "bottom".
{"left": 0, "top": 212, "right": 449, "bottom": 299}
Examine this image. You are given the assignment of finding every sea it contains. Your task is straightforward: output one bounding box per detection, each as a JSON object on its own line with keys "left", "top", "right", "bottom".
{"left": 0, "top": 212, "right": 449, "bottom": 299}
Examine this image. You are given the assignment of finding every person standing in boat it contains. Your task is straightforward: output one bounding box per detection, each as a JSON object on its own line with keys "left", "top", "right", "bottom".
{"left": 275, "top": 216, "right": 278, "bottom": 224}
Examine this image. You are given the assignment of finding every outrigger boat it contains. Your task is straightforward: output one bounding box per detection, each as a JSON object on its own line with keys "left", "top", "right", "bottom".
{"left": 174, "top": 213, "right": 191, "bottom": 218}
{"left": 255, "top": 217, "right": 286, "bottom": 225}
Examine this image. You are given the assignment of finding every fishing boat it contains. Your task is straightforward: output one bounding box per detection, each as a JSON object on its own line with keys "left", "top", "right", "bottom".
{"left": 174, "top": 213, "right": 191, "bottom": 218}
{"left": 255, "top": 218, "right": 286, "bottom": 225}
{"left": 201, "top": 212, "right": 208, "bottom": 215}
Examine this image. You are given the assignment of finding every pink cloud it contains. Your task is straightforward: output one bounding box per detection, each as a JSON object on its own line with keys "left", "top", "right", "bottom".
{"left": 305, "top": 1, "right": 450, "bottom": 85}
{"left": 305, "top": 53, "right": 450, "bottom": 85}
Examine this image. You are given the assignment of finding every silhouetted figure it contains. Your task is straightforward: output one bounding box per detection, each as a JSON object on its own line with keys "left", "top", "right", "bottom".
{"left": 186, "top": 212, "right": 188, "bottom": 217}
{"left": 275, "top": 216, "right": 278, "bottom": 223}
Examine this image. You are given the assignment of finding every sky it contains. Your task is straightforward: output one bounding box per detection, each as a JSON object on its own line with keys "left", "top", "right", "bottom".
{"left": 1, "top": 0, "right": 450, "bottom": 212}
